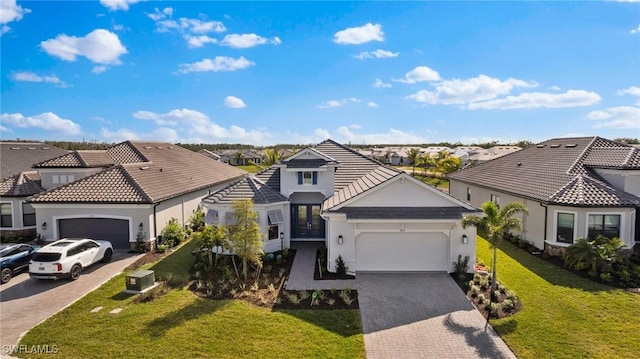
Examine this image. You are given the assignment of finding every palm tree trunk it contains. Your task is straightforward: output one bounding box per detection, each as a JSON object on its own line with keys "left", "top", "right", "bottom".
{"left": 491, "top": 246, "right": 498, "bottom": 300}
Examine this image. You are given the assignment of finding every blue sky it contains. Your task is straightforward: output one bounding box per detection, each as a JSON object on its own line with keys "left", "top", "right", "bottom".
{"left": 1, "top": 0, "right": 639, "bottom": 146}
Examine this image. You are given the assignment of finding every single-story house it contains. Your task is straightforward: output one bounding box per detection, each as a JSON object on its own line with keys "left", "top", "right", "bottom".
{"left": 0, "top": 142, "right": 68, "bottom": 240}
{"left": 448, "top": 136, "right": 640, "bottom": 255}
{"left": 202, "top": 139, "right": 479, "bottom": 275}
{"left": 28, "top": 141, "right": 246, "bottom": 250}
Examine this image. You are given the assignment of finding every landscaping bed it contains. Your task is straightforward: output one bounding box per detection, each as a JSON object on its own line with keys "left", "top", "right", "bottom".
{"left": 313, "top": 246, "right": 355, "bottom": 280}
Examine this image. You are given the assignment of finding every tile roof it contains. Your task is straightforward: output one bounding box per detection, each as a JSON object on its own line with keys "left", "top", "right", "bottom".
{"left": 283, "top": 159, "right": 330, "bottom": 168}
{"left": 323, "top": 166, "right": 401, "bottom": 210}
{"left": 448, "top": 136, "right": 640, "bottom": 207}
{"left": 0, "top": 171, "right": 44, "bottom": 197}
{"left": 34, "top": 142, "right": 146, "bottom": 168}
{"left": 255, "top": 167, "right": 281, "bottom": 192}
{"left": 29, "top": 141, "right": 246, "bottom": 204}
{"left": 1, "top": 142, "right": 68, "bottom": 179}
{"left": 333, "top": 207, "right": 480, "bottom": 220}
{"left": 202, "top": 176, "right": 288, "bottom": 205}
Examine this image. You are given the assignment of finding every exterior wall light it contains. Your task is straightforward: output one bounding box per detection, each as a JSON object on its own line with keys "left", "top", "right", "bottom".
{"left": 280, "top": 232, "right": 284, "bottom": 250}
{"left": 139, "top": 222, "right": 144, "bottom": 232}
{"left": 41, "top": 222, "right": 47, "bottom": 231}
{"left": 462, "top": 234, "right": 469, "bottom": 244}
{"left": 338, "top": 235, "right": 343, "bottom": 245}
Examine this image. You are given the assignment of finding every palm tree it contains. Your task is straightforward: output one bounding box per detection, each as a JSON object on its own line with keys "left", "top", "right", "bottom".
{"left": 417, "top": 153, "right": 436, "bottom": 176}
{"left": 435, "top": 152, "right": 461, "bottom": 176}
{"left": 461, "top": 201, "right": 528, "bottom": 298}
{"left": 253, "top": 148, "right": 282, "bottom": 169}
{"left": 407, "top": 148, "right": 421, "bottom": 175}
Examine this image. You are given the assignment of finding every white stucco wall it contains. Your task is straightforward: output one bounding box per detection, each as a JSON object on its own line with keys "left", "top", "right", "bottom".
{"left": 38, "top": 168, "right": 102, "bottom": 190}
{"left": 350, "top": 177, "right": 459, "bottom": 207}
{"left": 279, "top": 167, "right": 335, "bottom": 198}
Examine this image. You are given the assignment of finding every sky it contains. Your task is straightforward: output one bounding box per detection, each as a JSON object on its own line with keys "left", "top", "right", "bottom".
{"left": 1, "top": 0, "right": 639, "bottom": 146}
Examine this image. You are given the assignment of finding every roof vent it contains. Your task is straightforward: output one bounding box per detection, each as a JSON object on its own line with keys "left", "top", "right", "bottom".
{"left": 144, "top": 146, "right": 153, "bottom": 149}
{"left": 517, "top": 162, "right": 522, "bottom": 167}
{"left": 550, "top": 144, "right": 561, "bottom": 148}
{"left": 42, "top": 147, "right": 50, "bottom": 150}
{"left": 140, "top": 166, "right": 150, "bottom": 170}
{"left": 156, "top": 146, "right": 164, "bottom": 149}
{"left": 27, "top": 147, "right": 36, "bottom": 150}
{"left": 10, "top": 147, "right": 20, "bottom": 150}
{"left": 565, "top": 144, "right": 577, "bottom": 148}
{"left": 537, "top": 144, "right": 545, "bottom": 148}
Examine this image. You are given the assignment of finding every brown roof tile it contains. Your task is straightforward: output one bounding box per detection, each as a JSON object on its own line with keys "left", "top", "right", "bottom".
{"left": 0, "top": 171, "right": 44, "bottom": 197}
{"left": 1, "top": 142, "right": 68, "bottom": 178}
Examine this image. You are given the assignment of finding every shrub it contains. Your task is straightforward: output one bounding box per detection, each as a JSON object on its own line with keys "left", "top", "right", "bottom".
{"left": 162, "top": 218, "right": 186, "bottom": 247}
{"left": 489, "top": 302, "right": 499, "bottom": 314}
{"left": 285, "top": 292, "right": 301, "bottom": 305}
{"left": 298, "top": 290, "right": 310, "bottom": 301}
{"left": 335, "top": 255, "right": 348, "bottom": 278}
{"left": 135, "top": 231, "right": 148, "bottom": 253}
{"left": 453, "top": 254, "right": 470, "bottom": 280}
{"left": 501, "top": 299, "right": 514, "bottom": 312}
{"left": 473, "top": 273, "right": 482, "bottom": 283}
{"left": 327, "top": 298, "right": 336, "bottom": 306}
{"left": 469, "top": 285, "right": 480, "bottom": 298}
{"left": 187, "top": 206, "right": 205, "bottom": 233}
{"left": 156, "top": 244, "right": 168, "bottom": 253}
{"left": 477, "top": 294, "right": 486, "bottom": 305}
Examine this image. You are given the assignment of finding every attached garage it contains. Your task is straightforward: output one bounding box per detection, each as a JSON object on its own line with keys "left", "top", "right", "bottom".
{"left": 356, "top": 232, "right": 450, "bottom": 272}
{"left": 58, "top": 218, "right": 131, "bottom": 249}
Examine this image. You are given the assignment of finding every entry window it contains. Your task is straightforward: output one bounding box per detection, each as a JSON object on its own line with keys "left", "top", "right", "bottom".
{"left": 297, "top": 171, "right": 318, "bottom": 185}
{"left": 22, "top": 203, "right": 36, "bottom": 227}
{"left": 1, "top": 203, "right": 12, "bottom": 228}
{"left": 467, "top": 187, "right": 471, "bottom": 201}
{"left": 588, "top": 214, "right": 621, "bottom": 240}
{"left": 556, "top": 212, "right": 575, "bottom": 244}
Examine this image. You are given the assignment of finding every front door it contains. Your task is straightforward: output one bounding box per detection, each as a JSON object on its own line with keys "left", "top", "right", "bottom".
{"left": 291, "top": 204, "right": 325, "bottom": 238}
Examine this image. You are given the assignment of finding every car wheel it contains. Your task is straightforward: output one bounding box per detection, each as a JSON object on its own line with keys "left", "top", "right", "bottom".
{"left": 101, "top": 248, "right": 113, "bottom": 263}
{"left": 1, "top": 268, "right": 12, "bottom": 284}
{"left": 70, "top": 264, "right": 82, "bottom": 280}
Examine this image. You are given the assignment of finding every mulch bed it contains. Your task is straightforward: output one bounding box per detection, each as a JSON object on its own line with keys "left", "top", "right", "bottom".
{"left": 124, "top": 249, "right": 173, "bottom": 271}
{"left": 452, "top": 273, "right": 522, "bottom": 319}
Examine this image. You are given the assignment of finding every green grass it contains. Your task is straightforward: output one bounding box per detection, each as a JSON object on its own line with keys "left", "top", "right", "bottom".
{"left": 413, "top": 174, "right": 450, "bottom": 190}
{"left": 18, "top": 239, "right": 363, "bottom": 359}
{"left": 237, "top": 164, "right": 262, "bottom": 173}
{"left": 479, "top": 237, "right": 640, "bottom": 359}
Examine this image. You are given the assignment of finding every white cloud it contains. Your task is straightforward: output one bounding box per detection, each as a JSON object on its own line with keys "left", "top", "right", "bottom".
{"left": 92, "top": 66, "right": 108, "bottom": 74}
{"left": 100, "top": 127, "right": 140, "bottom": 142}
{"left": 1, "top": 0, "right": 30, "bottom": 35}
{"left": 468, "top": 90, "right": 601, "bottom": 110}
{"left": 220, "top": 33, "right": 281, "bottom": 49}
{"left": 631, "top": 24, "right": 640, "bottom": 34}
{"left": 587, "top": 106, "right": 640, "bottom": 129}
{"left": 132, "top": 109, "right": 205, "bottom": 126}
{"left": 224, "top": 96, "right": 247, "bottom": 108}
{"left": 333, "top": 23, "right": 384, "bottom": 45}
{"left": 177, "top": 56, "right": 255, "bottom": 74}
{"left": 185, "top": 35, "right": 218, "bottom": 48}
{"left": 367, "top": 102, "right": 379, "bottom": 108}
{"left": 617, "top": 86, "right": 640, "bottom": 105}
{"left": 154, "top": 17, "right": 225, "bottom": 34}
{"left": 0, "top": 112, "right": 81, "bottom": 135}
{"left": 354, "top": 49, "right": 398, "bottom": 60}
{"left": 395, "top": 66, "right": 441, "bottom": 84}
{"left": 11, "top": 71, "right": 69, "bottom": 87}
{"left": 147, "top": 7, "right": 173, "bottom": 21}
{"left": 327, "top": 126, "right": 429, "bottom": 144}
{"left": 407, "top": 74, "right": 537, "bottom": 105}
{"left": 41, "top": 29, "right": 127, "bottom": 65}
{"left": 100, "top": 0, "right": 142, "bottom": 11}
{"left": 548, "top": 85, "right": 561, "bottom": 91}
{"left": 373, "top": 78, "right": 392, "bottom": 88}
{"left": 318, "top": 98, "right": 362, "bottom": 109}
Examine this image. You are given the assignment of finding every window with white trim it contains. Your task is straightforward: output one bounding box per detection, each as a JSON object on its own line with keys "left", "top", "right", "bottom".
{"left": 267, "top": 209, "right": 284, "bottom": 240}
{"left": 588, "top": 214, "right": 621, "bottom": 240}
{"left": 1, "top": 203, "right": 12, "bottom": 228}
{"left": 52, "top": 175, "right": 59, "bottom": 184}
{"left": 22, "top": 203, "right": 36, "bottom": 227}
{"left": 297, "top": 171, "right": 318, "bottom": 185}
{"left": 556, "top": 212, "right": 575, "bottom": 244}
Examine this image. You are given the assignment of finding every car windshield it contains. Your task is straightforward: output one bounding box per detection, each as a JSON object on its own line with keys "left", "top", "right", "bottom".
{"left": 32, "top": 252, "right": 62, "bottom": 262}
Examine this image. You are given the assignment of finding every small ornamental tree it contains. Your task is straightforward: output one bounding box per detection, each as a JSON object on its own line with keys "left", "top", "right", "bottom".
{"left": 188, "top": 206, "right": 205, "bottom": 233}
{"left": 227, "top": 199, "right": 264, "bottom": 281}
{"left": 193, "top": 224, "right": 227, "bottom": 268}
{"left": 162, "top": 217, "right": 186, "bottom": 247}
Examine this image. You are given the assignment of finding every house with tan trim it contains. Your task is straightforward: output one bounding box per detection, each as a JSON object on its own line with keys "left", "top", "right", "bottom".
{"left": 28, "top": 141, "right": 246, "bottom": 250}
{"left": 203, "top": 139, "right": 479, "bottom": 275}
{"left": 448, "top": 136, "right": 640, "bottom": 255}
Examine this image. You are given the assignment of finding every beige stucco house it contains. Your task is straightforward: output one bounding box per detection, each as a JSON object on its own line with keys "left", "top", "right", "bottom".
{"left": 448, "top": 136, "right": 640, "bottom": 255}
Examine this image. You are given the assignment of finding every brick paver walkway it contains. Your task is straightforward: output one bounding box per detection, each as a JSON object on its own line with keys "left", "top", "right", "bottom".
{"left": 285, "top": 241, "right": 516, "bottom": 358}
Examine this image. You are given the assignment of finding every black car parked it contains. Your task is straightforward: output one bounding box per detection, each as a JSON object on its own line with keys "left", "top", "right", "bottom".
{"left": 1, "top": 243, "right": 40, "bottom": 284}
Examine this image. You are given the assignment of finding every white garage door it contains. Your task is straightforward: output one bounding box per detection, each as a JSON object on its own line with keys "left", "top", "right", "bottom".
{"left": 356, "top": 232, "right": 449, "bottom": 272}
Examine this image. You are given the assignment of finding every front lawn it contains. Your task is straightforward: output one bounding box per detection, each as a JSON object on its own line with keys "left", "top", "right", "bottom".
{"left": 17, "top": 240, "right": 364, "bottom": 359}
{"left": 479, "top": 237, "right": 640, "bottom": 358}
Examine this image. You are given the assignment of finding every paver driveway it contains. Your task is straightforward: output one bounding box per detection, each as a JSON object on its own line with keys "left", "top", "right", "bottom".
{"left": 357, "top": 273, "right": 515, "bottom": 359}
{"left": 0, "top": 250, "right": 143, "bottom": 352}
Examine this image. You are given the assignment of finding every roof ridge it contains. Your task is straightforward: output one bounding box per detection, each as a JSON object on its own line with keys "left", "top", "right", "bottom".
{"left": 567, "top": 136, "right": 598, "bottom": 175}
{"left": 317, "top": 139, "right": 386, "bottom": 166}
{"left": 119, "top": 165, "right": 154, "bottom": 203}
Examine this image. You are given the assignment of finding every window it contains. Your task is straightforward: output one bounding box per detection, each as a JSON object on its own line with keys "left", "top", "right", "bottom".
{"left": 467, "top": 187, "right": 471, "bottom": 201}
{"left": 60, "top": 175, "right": 67, "bottom": 184}
{"left": 22, "top": 203, "right": 36, "bottom": 227}
{"left": 267, "top": 210, "right": 284, "bottom": 240}
{"left": 67, "top": 175, "right": 75, "bottom": 182}
{"left": 52, "top": 175, "right": 59, "bottom": 184}
{"left": 298, "top": 171, "right": 318, "bottom": 185}
{"left": 556, "top": 212, "right": 575, "bottom": 244}
{"left": 588, "top": 214, "right": 621, "bottom": 240}
{"left": 490, "top": 194, "right": 500, "bottom": 207}
{"left": 1, "top": 203, "right": 12, "bottom": 228}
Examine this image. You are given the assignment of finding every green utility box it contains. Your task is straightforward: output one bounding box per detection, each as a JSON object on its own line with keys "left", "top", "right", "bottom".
{"left": 126, "top": 270, "right": 155, "bottom": 291}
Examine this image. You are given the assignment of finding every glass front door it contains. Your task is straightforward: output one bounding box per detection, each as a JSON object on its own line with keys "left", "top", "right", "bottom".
{"left": 291, "top": 204, "right": 325, "bottom": 238}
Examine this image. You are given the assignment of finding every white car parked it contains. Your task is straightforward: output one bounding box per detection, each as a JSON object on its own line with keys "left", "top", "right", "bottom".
{"left": 29, "top": 238, "right": 113, "bottom": 280}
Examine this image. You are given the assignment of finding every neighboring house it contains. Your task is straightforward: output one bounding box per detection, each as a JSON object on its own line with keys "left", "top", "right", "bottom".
{"left": 198, "top": 149, "right": 221, "bottom": 161}
{"left": 222, "top": 149, "right": 263, "bottom": 166}
{"left": 202, "top": 139, "right": 479, "bottom": 275}
{"left": 0, "top": 142, "right": 68, "bottom": 240}
{"left": 448, "top": 137, "right": 640, "bottom": 255}
{"left": 464, "top": 146, "right": 521, "bottom": 165}
{"left": 28, "top": 141, "right": 246, "bottom": 250}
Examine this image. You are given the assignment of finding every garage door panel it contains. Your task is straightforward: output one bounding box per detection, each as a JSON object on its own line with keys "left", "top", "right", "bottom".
{"left": 58, "top": 218, "right": 130, "bottom": 249}
{"left": 356, "top": 232, "right": 449, "bottom": 272}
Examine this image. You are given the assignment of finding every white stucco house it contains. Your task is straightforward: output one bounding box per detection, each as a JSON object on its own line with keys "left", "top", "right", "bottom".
{"left": 448, "top": 136, "right": 640, "bottom": 255}
{"left": 202, "top": 139, "right": 479, "bottom": 275}
{"left": 27, "top": 141, "right": 246, "bottom": 250}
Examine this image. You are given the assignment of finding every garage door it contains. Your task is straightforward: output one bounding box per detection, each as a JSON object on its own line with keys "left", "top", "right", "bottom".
{"left": 356, "top": 232, "right": 449, "bottom": 272}
{"left": 58, "top": 218, "right": 130, "bottom": 249}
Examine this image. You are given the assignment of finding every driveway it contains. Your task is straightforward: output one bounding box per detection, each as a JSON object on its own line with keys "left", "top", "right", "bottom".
{"left": 0, "top": 250, "right": 143, "bottom": 352}
{"left": 357, "top": 273, "right": 515, "bottom": 359}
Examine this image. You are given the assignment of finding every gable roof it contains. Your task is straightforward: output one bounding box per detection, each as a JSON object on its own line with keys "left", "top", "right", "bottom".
{"left": 1, "top": 142, "right": 68, "bottom": 179}
{"left": 202, "top": 176, "right": 288, "bottom": 205}
{"left": 34, "top": 142, "right": 146, "bottom": 168}
{"left": 0, "top": 171, "right": 43, "bottom": 197}
{"left": 29, "top": 141, "right": 246, "bottom": 204}
{"left": 448, "top": 136, "right": 640, "bottom": 207}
